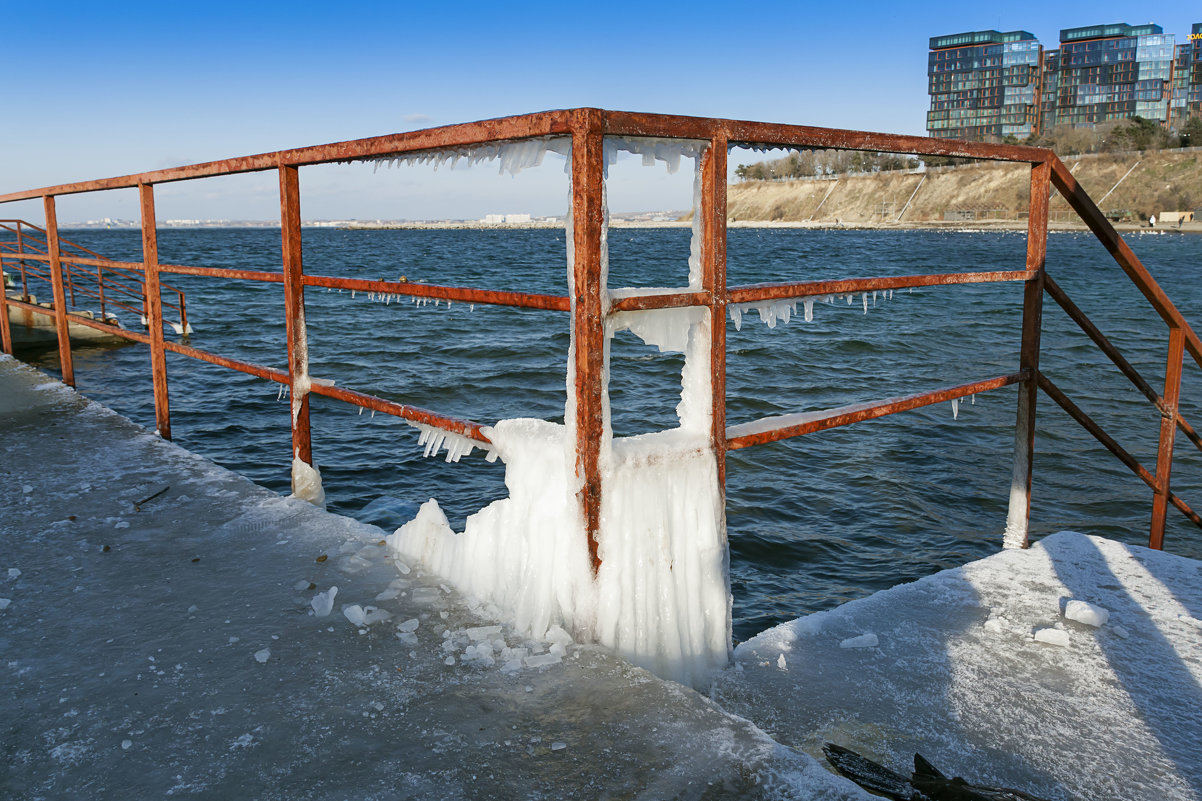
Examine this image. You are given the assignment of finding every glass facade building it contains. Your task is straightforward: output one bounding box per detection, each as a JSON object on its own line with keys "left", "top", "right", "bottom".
{"left": 927, "top": 30, "right": 1043, "bottom": 141}
{"left": 929, "top": 22, "right": 1202, "bottom": 141}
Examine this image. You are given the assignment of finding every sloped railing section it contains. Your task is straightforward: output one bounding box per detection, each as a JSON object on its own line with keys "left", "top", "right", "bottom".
{"left": 0, "top": 219, "right": 190, "bottom": 339}
{"left": 0, "top": 108, "right": 1198, "bottom": 560}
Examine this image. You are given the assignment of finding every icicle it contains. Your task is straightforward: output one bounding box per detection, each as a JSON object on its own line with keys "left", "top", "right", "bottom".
{"left": 277, "top": 385, "right": 284, "bottom": 401}
{"left": 730, "top": 305, "right": 744, "bottom": 331}
{"left": 371, "top": 410, "right": 376, "bottom": 419}
{"left": 872, "top": 291, "right": 877, "bottom": 307}
{"left": 952, "top": 398, "right": 960, "bottom": 420}
{"left": 358, "top": 406, "right": 364, "bottom": 415}
{"left": 351, "top": 290, "right": 356, "bottom": 299}
{"left": 846, "top": 295, "right": 854, "bottom": 306}
{"left": 971, "top": 394, "right": 976, "bottom": 405}
{"left": 862, "top": 293, "right": 868, "bottom": 314}
{"left": 803, "top": 297, "right": 814, "bottom": 322}
{"left": 469, "top": 304, "right": 475, "bottom": 312}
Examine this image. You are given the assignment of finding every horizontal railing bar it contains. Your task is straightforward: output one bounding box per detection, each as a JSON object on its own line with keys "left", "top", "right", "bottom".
{"left": 601, "top": 111, "right": 1052, "bottom": 163}
{"left": 1036, "top": 371, "right": 1202, "bottom": 528}
{"left": 0, "top": 109, "right": 1057, "bottom": 206}
{"left": 302, "top": 274, "right": 571, "bottom": 311}
{"left": 726, "top": 371, "right": 1026, "bottom": 450}
{"left": 609, "top": 291, "right": 710, "bottom": 312}
{"left": 728, "top": 270, "right": 1032, "bottom": 304}
{"left": 2, "top": 297, "right": 153, "bottom": 344}
{"left": 307, "top": 382, "right": 491, "bottom": 443}
{"left": 1049, "top": 157, "right": 1202, "bottom": 371}
{"left": 161, "top": 340, "right": 288, "bottom": 383}
{"left": 160, "top": 263, "right": 285, "bottom": 283}
{"left": 1043, "top": 273, "right": 1202, "bottom": 455}
{"left": 0, "top": 111, "right": 580, "bottom": 202}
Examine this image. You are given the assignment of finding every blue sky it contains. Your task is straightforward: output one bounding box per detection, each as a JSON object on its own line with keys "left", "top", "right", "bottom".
{"left": 1, "top": 1, "right": 1198, "bottom": 222}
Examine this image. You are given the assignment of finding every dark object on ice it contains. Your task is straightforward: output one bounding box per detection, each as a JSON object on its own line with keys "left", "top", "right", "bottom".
{"left": 822, "top": 743, "right": 1051, "bottom": 801}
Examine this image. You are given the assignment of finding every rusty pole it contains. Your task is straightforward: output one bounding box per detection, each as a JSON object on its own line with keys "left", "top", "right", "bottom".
{"left": 43, "top": 196, "right": 74, "bottom": 387}
{"left": 16, "top": 222, "right": 29, "bottom": 298}
{"left": 0, "top": 256, "right": 11, "bottom": 354}
{"left": 701, "top": 136, "right": 728, "bottom": 489}
{"left": 1004, "top": 160, "right": 1049, "bottom": 549}
{"left": 1149, "top": 325, "right": 1185, "bottom": 549}
{"left": 279, "top": 163, "right": 313, "bottom": 472}
{"left": 139, "top": 183, "right": 172, "bottom": 439}
{"left": 570, "top": 109, "right": 606, "bottom": 574}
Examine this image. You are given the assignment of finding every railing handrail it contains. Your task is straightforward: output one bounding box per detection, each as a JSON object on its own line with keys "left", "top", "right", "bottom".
{"left": 0, "top": 108, "right": 1196, "bottom": 558}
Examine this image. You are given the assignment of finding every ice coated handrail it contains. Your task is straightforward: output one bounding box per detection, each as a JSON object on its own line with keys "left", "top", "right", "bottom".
{"left": 0, "top": 108, "right": 1197, "bottom": 560}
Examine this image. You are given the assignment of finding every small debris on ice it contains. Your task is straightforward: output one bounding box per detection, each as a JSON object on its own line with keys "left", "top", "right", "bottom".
{"left": 840, "top": 633, "right": 879, "bottom": 649}
{"left": 22, "top": 485, "right": 32, "bottom": 494}
{"left": 777, "top": 654, "right": 788, "bottom": 670}
{"left": 551, "top": 741, "right": 567, "bottom": 751}
{"left": 311, "top": 586, "right": 338, "bottom": 617}
{"left": 1112, "top": 624, "right": 1130, "bottom": 639}
{"left": 0, "top": 599, "right": 11, "bottom": 611}
{"left": 1064, "top": 600, "right": 1110, "bottom": 627}
{"left": 254, "top": 649, "right": 271, "bottom": 663}
{"left": 397, "top": 618, "right": 420, "bottom": 633}
{"left": 1033, "top": 628, "right": 1070, "bottom": 647}
{"left": 230, "top": 733, "right": 254, "bottom": 750}
{"left": 525, "top": 653, "right": 562, "bottom": 668}
{"left": 7, "top": 568, "right": 20, "bottom": 580}
{"left": 121, "top": 739, "right": 132, "bottom": 750}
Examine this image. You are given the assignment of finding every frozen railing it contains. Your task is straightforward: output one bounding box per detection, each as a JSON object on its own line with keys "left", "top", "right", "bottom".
{"left": 0, "top": 219, "right": 190, "bottom": 335}
{"left": 2, "top": 109, "right": 1200, "bottom": 685}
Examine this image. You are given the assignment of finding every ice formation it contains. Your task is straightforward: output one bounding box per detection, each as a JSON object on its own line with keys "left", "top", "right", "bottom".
{"left": 1065, "top": 599, "right": 1109, "bottom": 627}
{"left": 290, "top": 455, "right": 326, "bottom": 508}
{"left": 406, "top": 421, "right": 498, "bottom": 463}
{"left": 389, "top": 136, "right": 731, "bottom": 687}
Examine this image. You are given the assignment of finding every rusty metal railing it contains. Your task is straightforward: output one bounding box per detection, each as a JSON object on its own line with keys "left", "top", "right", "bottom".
{"left": 0, "top": 219, "right": 189, "bottom": 336}
{"left": 0, "top": 108, "right": 1197, "bottom": 561}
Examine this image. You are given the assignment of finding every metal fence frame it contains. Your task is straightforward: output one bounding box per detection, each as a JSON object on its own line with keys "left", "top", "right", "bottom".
{"left": 2, "top": 107, "right": 1198, "bottom": 564}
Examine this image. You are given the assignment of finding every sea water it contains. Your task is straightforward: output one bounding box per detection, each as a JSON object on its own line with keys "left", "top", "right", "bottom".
{"left": 21, "top": 226, "right": 1202, "bottom": 642}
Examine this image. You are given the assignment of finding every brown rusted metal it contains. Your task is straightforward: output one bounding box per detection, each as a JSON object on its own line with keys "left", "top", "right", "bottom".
{"left": 309, "top": 382, "right": 490, "bottom": 442}
{"left": 702, "top": 135, "right": 729, "bottom": 489}
{"left": 1150, "top": 327, "right": 1185, "bottom": 548}
{"left": 609, "top": 290, "right": 709, "bottom": 313}
{"left": 139, "top": 184, "right": 172, "bottom": 440}
{"left": 43, "top": 197, "right": 74, "bottom": 387}
{"left": 0, "top": 111, "right": 579, "bottom": 203}
{"left": 571, "top": 108, "right": 606, "bottom": 574}
{"left": 1044, "top": 274, "right": 1202, "bottom": 454}
{"left": 1037, "top": 370, "right": 1202, "bottom": 527}
{"left": 726, "top": 372, "right": 1027, "bottom": 450}
{"left": 1004, "top": 160, "right": 1050, "bottom": 549}
{"left": 600, "top": 111, "right": 1051, "bottom": 163}
{"left": 1050, "top": 156, "right": 1202, "bottom": 370}
{"left": 728, "top": 270, "right": 1033, "bottom": 304}
{"left": 303, "top": 274, "right": 570, "bottom": 311}
{"left": 0, "top": 267, "right": 11, "bottom": 354}
{"left": 162, "top": 339, "right": 284, "bottom": 382}
{"left": 279, "top": 164, "right": 313, "bottom": 470}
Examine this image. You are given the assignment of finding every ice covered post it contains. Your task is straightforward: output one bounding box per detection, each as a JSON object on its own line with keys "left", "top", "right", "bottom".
{"left": 280, "top": 162, "right": 324, "bottom": 507}
{"left": 1003, "top": 159, "right": 1049, "bottom": 549}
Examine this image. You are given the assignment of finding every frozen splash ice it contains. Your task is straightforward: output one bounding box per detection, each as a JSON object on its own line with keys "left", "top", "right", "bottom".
{"left": 406, "top": 421, "right": 498, "bottom": 463}
{"left": 290, "top": 455, "right": 326, "bottom": 508}
{"left": 388, "top": 136, "right": 732, "bottom": 687}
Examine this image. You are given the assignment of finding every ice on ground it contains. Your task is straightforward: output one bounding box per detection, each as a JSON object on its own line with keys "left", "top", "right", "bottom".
{"left": 310, "top": 586, "right": 337, "bottom": 616}
{"left": 717, "top": 531, "right": 1202, "bottom": 801}
{"left": 290, "top": 456, "right": 325, "bottom": 508}
{"left": 8, "top": 567, "right": 20, "bottom": 579}
{"left": 253, "top": 648, "right": 271, "bottom": 663}
{"left": 1033, "top": 627, "right": 1070, "bottom": 647}
{"left": 839, "top": 633, "right": 879, "bottom": 649}
{"left": 0, "top": 598, "right": 10, "bottom": 610}
{"left": 1065, "top": 599, "right": 1110, "bottom": 627}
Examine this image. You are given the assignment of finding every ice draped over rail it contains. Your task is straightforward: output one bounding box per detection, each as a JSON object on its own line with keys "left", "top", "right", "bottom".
{"left": 379, "top": 136, "right": 731, "bottom": 687}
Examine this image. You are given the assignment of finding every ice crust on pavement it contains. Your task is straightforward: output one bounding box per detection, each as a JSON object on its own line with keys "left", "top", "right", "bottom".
{"left": 714, "top": 530, "right": 1202, "bottom": 801}
{"left": 0, "top": 356, "right": 870, "bottom": 800}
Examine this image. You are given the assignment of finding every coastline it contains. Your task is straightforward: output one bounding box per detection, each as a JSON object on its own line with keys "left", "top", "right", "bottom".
{"left": 338, "top": 218, "right": 1202, "bottom": 234}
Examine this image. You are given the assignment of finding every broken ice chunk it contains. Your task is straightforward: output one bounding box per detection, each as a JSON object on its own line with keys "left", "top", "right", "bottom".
{"left": 7, "top": 568, "right": 20, "bottom": 580}
{"left": 254, "top": 648, "right": 271, "bottom": 663}
{"left": 839, "top": 633, "right": 879, "bottom": 649}
{"left": 1064, "top": 600, "right": 1109, "bottom": 628}
{"left": 0, "top": 598, "right": 10, "bottom": 611}
{"left": 777, "top": 654, "right": 787, "bottom": 670}
{"left": 343, "top": 605, "right": 367, "bottom": 627}
{"left": 1034, "top": 628, "right": 1070, "bottom": 647}
{"left": 311, "top": 586, "right": 338, "bottom": 617}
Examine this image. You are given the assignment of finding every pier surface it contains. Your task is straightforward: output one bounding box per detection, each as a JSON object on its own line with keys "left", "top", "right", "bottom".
{"left": 2, "top": 353, "right": 1201, "bottom": 800}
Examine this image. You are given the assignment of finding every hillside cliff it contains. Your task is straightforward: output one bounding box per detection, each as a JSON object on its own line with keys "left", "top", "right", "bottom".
{"left": 726, "top": 150, "right": 1202, "bottom": 225}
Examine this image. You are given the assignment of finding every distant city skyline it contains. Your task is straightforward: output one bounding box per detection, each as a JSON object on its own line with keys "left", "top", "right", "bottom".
{"left": 2, "top": 1, "right": 1199, "bottom": 222}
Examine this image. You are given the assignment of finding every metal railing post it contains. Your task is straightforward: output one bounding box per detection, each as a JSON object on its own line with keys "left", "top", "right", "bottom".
{"left": 570, "top": 109, "right": 606, "bottom": 574}
{"left": 1003, "top": 159, "right": 1050, "bottom": 549}
{"left": 139, "top": 183, "right": 172, "bottom": 439}
{"left": 279, "top": 163, "right": 313, "bottom": 473}
{"left": 97, "top": 264, "right": 106, "bottom": 320}
{"left": 702, "top": 135, "right": 729, "bottom": 490}
{"left": 1150, "top": 326, "right": 1185, "bottom": 548}
{"left": 0, "top": 254, "right": 11, "bottom": 354}
{"left": 16, "top": 221, "right": 28, "bottom": 298}
{"left": 43, "top": 196, "right": 74, "bottom": 387}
